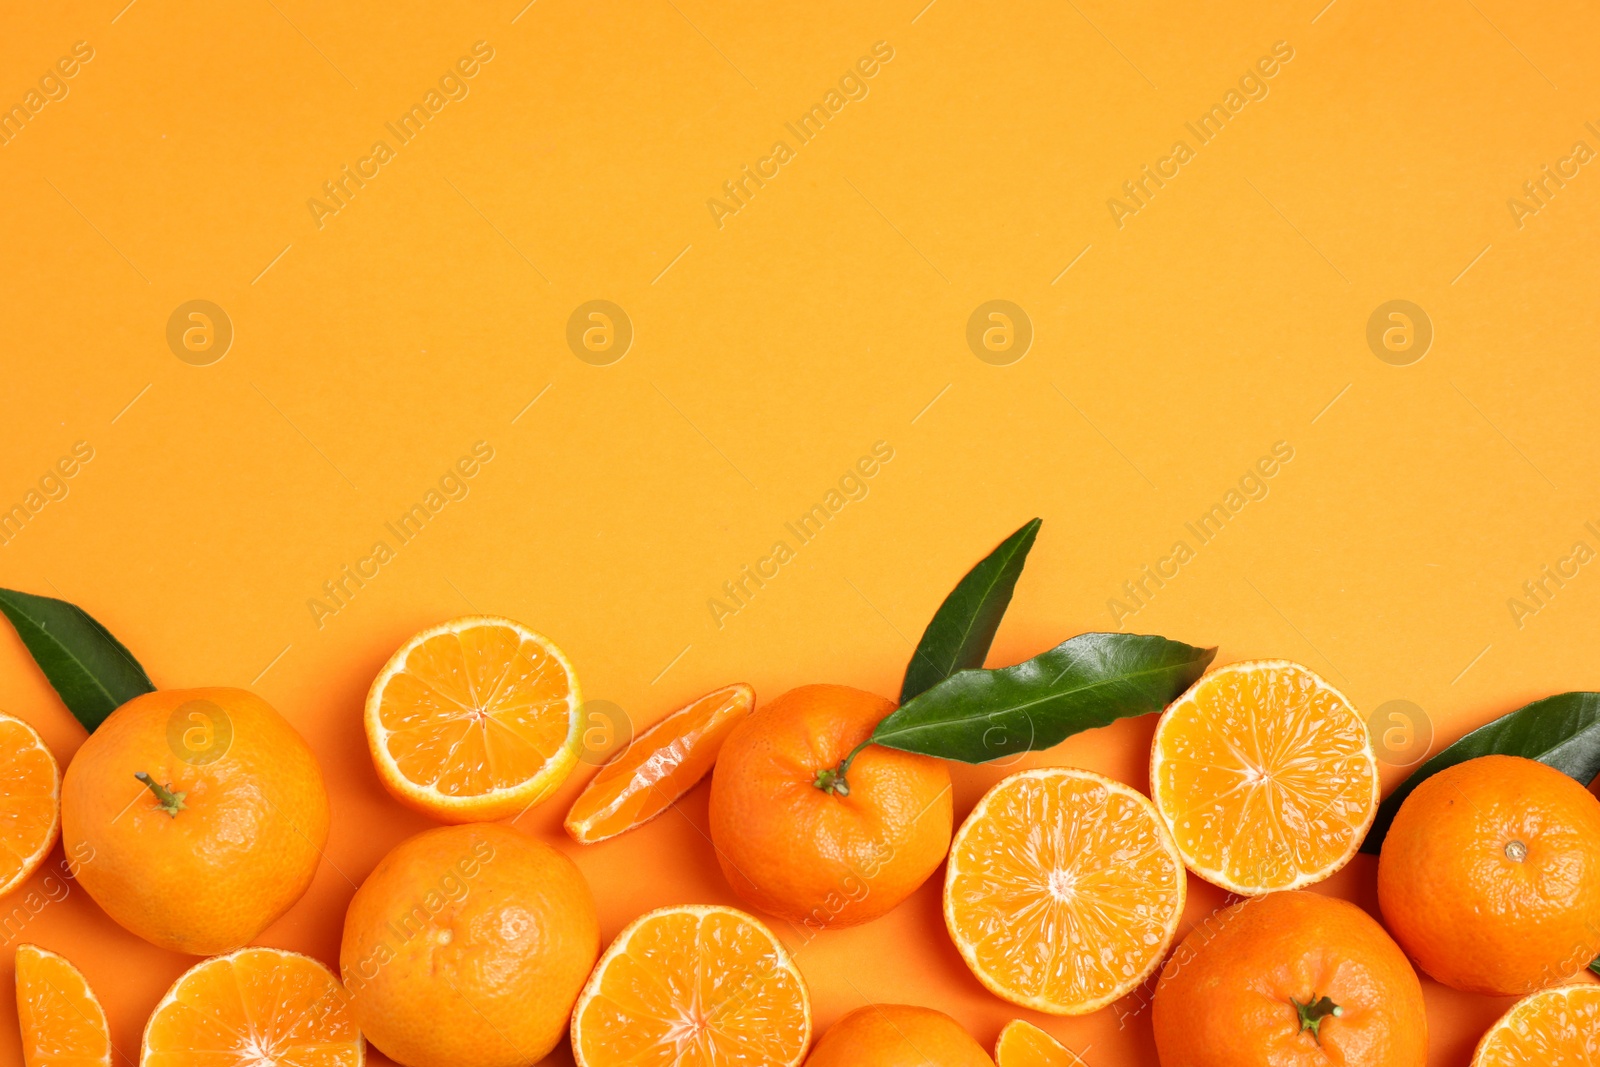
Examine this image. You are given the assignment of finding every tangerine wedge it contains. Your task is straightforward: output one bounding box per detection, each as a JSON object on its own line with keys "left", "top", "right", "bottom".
{"left": 944, "top": 767, "right": 1185, "bottom": 1015}
{"left": 0, "top": 712, "right": 60, "bottom": 899}
{"left": 570, "top": 904, "right": 810, "bottom": 1067}
{"left": 1150, "top": 660, "right": 1378, "bottom": 895}
{"left": 16, "top": 945, "right": 111, "bottom": 1067}
{"left": 365, "top": 616, "right": 582, "bottom": 822}
{"left": 1472, "top": 984, "right": 1600, "bottom": 1065}
{"left": 140, "top": 947, "right": 363, "bottom": 1067}
{"left": 995, "top": 1020, "right": 1084, "bottom": 1067}
{"left": 565, "top": 683, "right": 753, "bottom": 844}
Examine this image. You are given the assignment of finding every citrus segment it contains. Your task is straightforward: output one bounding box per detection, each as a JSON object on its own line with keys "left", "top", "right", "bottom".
{"left": 571, "top": 904, "right": 810, "bottom": 1067}
{"left": 944, "top": 767, "right": 1185, "bottom": 1015}
{"left": 995, "top": 1020, "right": 1082, "bottom": 1067}
{"left": 566, "top": 683, "right": 753, "bottom": 844}
{"left": 140, "top": 947, "right": 363, "bottom": 1067}
{"left": 15, "top": 945, "right": 112, "bottom": 1067}
{"left": 1150, "top": 660, "right": 1378, "bottom": 895}
{"left": 0, "top": 712, "right": 60, "bottom": 899}
{"left": 1471, "top": 984, "right": 1600, "bottom": 1066}
{"left": 365, "top": 616, "right": 582, "bottom": 822}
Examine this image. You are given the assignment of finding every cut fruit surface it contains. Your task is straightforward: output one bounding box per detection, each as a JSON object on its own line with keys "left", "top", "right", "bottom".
{"left": 571, "top": 904, "right": 810, "bottom": 1067}
{"left": 0, "top": 712, "right": 60, "bottom": 898}
{"left": 566, "top": 683, "right": 753, "bottom": 844}
{"left": 944, "top": 767, "right": 1185, "bottom": 1016}
{"left": 16, "top": 945, "right": 111, "bottom": 1067}
{"left": 1150, "top": 660, "right": 1378, "bottom": 895}
{"left": 141, "top": 947, "right": 363, "bottom": 1067}
{"left": 365, "top": 616, "right": 582, "bottom": 822}
{"left": 1471, "top": 984, "right": 1600, "bottom": 1065}
{"left": 995, "top": 1020, "right": 1082, "bottom": 1066}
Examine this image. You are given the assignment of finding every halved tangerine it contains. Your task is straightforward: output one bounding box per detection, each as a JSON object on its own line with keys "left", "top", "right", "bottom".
{"left": 1150, "top": 660, "right": 1378, "bottom": 895}
{"left": 365, "top": 616, "right": 582, "bottom": 822}
{"left": 943, "top": 767, "right": 1185, "bottom": 1016}
{"left": 1471, "top": 984, "right": 1600, "bottom": 1065}
{"left": 140, "top": 947, "right": 363, "bottom": 1067}
{"left": 570, "top": 904, "right": 810, "bottom": 1067}
{"left": 16, "top": 944, "right": 111, "bottom": 1067}
{"left": 565, "top": 683, "right": 753, "bottom": 844}
{"left": 0, "top": 712, "right": 60, "bottom": 899}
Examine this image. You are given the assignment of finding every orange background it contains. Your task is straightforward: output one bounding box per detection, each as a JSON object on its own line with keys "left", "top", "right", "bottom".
{"left": 3, "top": 0, "right": 1599, "bottom": 1063}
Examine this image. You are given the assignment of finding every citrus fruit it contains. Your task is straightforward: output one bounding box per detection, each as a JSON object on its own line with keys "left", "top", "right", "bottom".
{"left": 994, "top": 1020, "right": 1081, "bottom": 1067}
{"left": 340, "top": 823, "right": 597, "bottom": 1067}
{"left": 1471, "top": 983, "right": 1600, "bottom": 1065}
{"left": 0, "top": 712, "right": 60, "bottom": 899}
{"left": 1378, "top": 753, "right": 1600, "bottom": 995}
{"left": 570, "top": 903, "right": 810, "bottom": 1067}
{"left": 141, "top": 947, "right": 363, "bottom": 1067}
{"left": 804, "top": 1005, "right": 994, "bottom": 1067}
{"left": 15, "top": 944, "right": 111, "bottom": 1067}
{"left": 1149, "top": 660, "right": 1378, "bottom": 895}
{"left": 708, "top": 684, "right": 952, "bottom": 928}
{"left": 1151, "top": 891, "right": 1427, "bottom": 1067}
{"left": 365, "top": 616, "right": 583, "bottom": 822}
{"left": 566, "top": 683, "right": 753, "bottom": 844}
{"left": 60, "top": 687, "right": 329, "bottom": 955}
{"left": 944, "top": 767, "right": 1185, "bottom": 1015}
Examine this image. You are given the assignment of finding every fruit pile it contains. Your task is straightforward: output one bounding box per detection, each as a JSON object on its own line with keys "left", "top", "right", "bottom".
{"left": 2, "top": 519, "right": 1599, "bottom": 1067}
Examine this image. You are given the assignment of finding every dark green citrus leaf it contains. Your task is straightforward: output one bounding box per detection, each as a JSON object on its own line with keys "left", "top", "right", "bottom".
{"left": 0, "top": 588, "right": 155, "bottom": 732}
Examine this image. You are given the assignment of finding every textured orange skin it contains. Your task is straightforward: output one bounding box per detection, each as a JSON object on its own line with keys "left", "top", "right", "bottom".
{"left": 1151, "top": 891, "right": 1427, "bottom": 1067}
{"left": 1377, "top": 754, "right": 1600, "bottom": 996}
{"left": 340, "top": 823, "right": 598, "bottom": 1067}
{"left": 60, "top": 687, "right": 329, "bottom": 956}
{"left": 804, "top": 1005, "right": 995, "bottom": 1067}
{"left": 708, "top": 684, "right": 953, "bottom": 927}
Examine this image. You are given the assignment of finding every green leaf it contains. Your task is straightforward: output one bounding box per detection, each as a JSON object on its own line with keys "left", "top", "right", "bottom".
{"left": 1361, "top": 691, "right": 1600, "bottom": 854}
{"left": 900, "top": 518, "right": 1041, "bottom": 703}
{"left": 872, "top": 632, "right": 1216, "bottom": 763}
{"left": 0, "top": 588, "right": 155, "bottom": 732}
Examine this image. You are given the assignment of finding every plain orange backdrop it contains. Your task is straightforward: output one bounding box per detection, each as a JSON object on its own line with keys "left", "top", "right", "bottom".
{"left": 3, "top": 0, "right": 1599, "bottom": 1064}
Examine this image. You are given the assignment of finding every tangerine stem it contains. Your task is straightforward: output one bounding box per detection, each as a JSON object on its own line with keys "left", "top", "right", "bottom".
{"left": 814, "top": 738, "right": 876, "bottom": 796}
{"left": 135, "top": 772, "right": 187, "bottom": 817}
{"left": 1291, "top": 994, "right": 1343, "bottom": 1045}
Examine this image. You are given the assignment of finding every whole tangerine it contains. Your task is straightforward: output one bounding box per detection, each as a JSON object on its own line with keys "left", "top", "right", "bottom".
{"left": 804, "top": 1004, "right": 994, "bottom": 1067}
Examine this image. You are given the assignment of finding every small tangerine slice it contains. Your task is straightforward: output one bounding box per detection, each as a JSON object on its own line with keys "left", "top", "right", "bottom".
{"left": 565, "top": 683, "right": 753, "bottom": 844}
{"left": 365, "top": 616, "right": 582, "bottom": 822}
{"left": 570, "top": 904, "right": 810, "bottom": 1067}
{"left": 1471, "top": 984, "right": 1600, "bottom": 1065}
{"left": 140, "top": 947, "right": 364, "bottom": 1067}
{"left": 995, "top": 1020, "right": 1085, "bottom": 1066}
{"left": 943, "top": 767, "right": 1185, "bottom": 1016}
{"left": 1150, "top": 659, "right": 1378, "bottom": 895}
{"left": 16, "top": 945, "right": 111, "bottom": 1067}
{"left": 0, "top": 712, "right": 60, "bottom": 898}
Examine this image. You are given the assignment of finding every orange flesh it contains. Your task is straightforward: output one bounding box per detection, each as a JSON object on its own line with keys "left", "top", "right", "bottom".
{"left": 566, "top": 684, "right": 752, "bottom": 843}
{"left": 0, "top": 717, "right": 59, "bottom": 895}
{"left": 573, "top": 907, "right": 809, "bottom": 1067}
{"left": 995, "top": 1020, "right": 1082, "bottom": 1066}
{"left": 946, "top": 770, "right": 1184, "bottom": 1013}
{"left": 142, "top": 949, "right": 362, "bottom": 1067}
{"left": 378, "top": 625, "right": 574, "bottom": 796}
{"left": 1153, "top": 662, "right": 1376, "bottom": 892}
{"left": 16, "top": 946, "right": 111, "bottom": 1067}
{"left": 1473, "top": 985, "right": 1600, "bottom": 1065}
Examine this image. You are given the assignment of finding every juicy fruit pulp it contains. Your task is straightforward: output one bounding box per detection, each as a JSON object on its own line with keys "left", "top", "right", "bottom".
{"left": 15, "top": 945, "right": 111, "bottom": 1067}
{"left": 571, "top": 905, "right": 810, "bottom": 1067}
{"left": 804, "top": 1005, "right": 995, "bottom": 1067}
{"left": 1150, "top": 660, "right": 1378, "bottom": 895}
{"left": 1471, "top": 984, "right": 1600, "bottom": 1065}
{"left": 366, "top": 616, "right": 583, "bottom": 822}
{"left": 1378, "top": 754, "right": 1600, "bottom": 995}
{"left": 944, "top": 767, "right": 1185, "bottom": 1015}
{"left": 340, "top": 823, "right": 598, "bottom": 1067}
{"left": 1151, "top": 891, "right": 1427, "bottom": 1067}
{"left": 994, "top": 1020, "right": 1081, "bottom": 1067}
{"left": 566, "top": 683, "right": 753, "bottom": 844}
{"left": 0, "top": 713, "right": 60, "bottom": 898}
{"left": 140, "top": 948, "right": 363, "bottom": 1067}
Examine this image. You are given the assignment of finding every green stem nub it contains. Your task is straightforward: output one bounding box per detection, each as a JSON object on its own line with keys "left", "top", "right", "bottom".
{"left": 135, "top": 772, "right": 187, "bottom": 817}
{"left": 813, "top": 767, "right": 850, "bottom": 796}
{"left": 1292, "top": 994, "right": 1343, "bottom": 1044}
